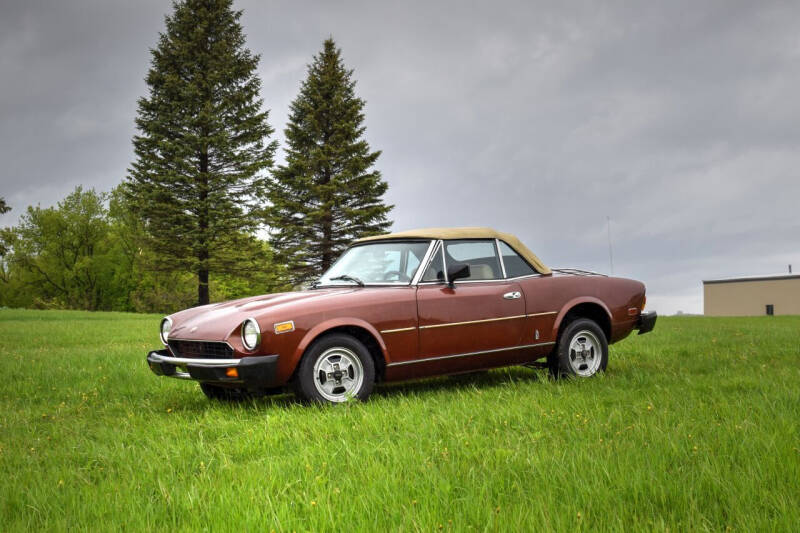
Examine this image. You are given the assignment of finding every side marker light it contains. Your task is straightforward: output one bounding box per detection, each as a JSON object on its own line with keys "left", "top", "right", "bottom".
{"left": 274, "top": 321, "right": 295, "bottom": 334}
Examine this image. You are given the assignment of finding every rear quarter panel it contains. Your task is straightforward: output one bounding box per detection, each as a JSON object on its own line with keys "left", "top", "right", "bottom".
{"left": 516, "top": 274, "right": 645, "bottom": 347}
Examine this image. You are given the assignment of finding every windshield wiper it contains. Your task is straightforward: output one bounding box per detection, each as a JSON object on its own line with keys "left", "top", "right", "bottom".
{"left": 328, "top": 274, "right": 365, "bottom": 287}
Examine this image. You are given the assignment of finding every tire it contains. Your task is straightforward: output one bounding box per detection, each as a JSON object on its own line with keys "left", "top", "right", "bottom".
{"left": 293, "top": 333, "right": 376, "bottom": 404}
{"left": 199, "top": 383, "right": 251, "bottom": 401}
{"left": 549, "top": 318, "right": 608, "bottom": 379}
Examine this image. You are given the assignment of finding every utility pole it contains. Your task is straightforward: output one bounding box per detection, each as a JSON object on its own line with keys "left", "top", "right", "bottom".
{"left": 607, "top": 216, "right": 614, "bottom": 275}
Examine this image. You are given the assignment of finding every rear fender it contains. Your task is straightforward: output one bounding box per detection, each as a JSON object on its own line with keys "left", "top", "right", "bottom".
{"left": 551, "top": 296, "right": 613, "bottom": 341}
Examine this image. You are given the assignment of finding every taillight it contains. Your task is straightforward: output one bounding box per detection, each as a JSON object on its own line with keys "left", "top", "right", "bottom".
{"left": 642, "top": 295, "right": 647, "bottom": 310}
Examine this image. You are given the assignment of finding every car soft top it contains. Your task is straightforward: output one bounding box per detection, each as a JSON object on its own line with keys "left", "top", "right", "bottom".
{"left": 355, "top": 226, "right": 552, "bottom": 275}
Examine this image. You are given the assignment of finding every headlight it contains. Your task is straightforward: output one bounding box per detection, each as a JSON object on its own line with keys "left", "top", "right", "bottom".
{"left": 160, "top": 317, "right": 172, "bottom": 344}
{"left": 241, "top": 318, "right": 261, "bottom": 351}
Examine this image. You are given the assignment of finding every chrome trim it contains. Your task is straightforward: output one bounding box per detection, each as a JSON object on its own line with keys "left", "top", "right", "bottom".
{"left": 440, "top": 240, "right": 448, "bottom": 284}
{"left": 241, "top": 317, "right": 261, "bottom": 351}
{"left": 380, "top": 326, "right": 417, "bottom": 334}
{"left": 552, "top": 268, "right": 607, "bottom": 277}
{"left": 507, "top": 273, "right": 544, "bottom": 281}
{"left": 149, "top": 352, "right": 242, "bottom": 366}
{"left": 381, "top": 311, "right": 557, "bottom": 334}
{"left": 452, "top": 278, "right": 510, "bottom": 284}
{"left": 410, "top": 240, "right": 437, "bottom": 285}
{"left": 386, "top": 341, "right": 556, "bottom": 367}
{"left": 160, "top": 316, "right": 172, "bottom": 346}
{"left": 419, "top": 314, "right": 527, "bottom": 330}
{"left": 495, "top": 239, "right": 507, "bottom": 278}
{"left": 414, "top": 240, "right": 446, "bottom": 286}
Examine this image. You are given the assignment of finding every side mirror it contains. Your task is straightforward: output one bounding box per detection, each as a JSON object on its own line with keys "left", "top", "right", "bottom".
{"left": 447, "top": 263, "right": 470, "bottom": 287}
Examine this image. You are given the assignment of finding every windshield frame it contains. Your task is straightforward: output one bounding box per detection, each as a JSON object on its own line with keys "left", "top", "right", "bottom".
{"left": 313, "top": 239, "right": 435, "bottom": 288}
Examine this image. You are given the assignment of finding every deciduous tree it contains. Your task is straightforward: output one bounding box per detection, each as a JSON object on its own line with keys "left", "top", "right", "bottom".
{"left": 1, "top": 187, "right": 119, "bottom": 309}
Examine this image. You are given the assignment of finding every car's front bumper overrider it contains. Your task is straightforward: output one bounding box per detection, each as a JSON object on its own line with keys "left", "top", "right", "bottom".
{"left": 146, "top": 349, "right": 279, "bottom": 388}
{"left": 636, "top": 310, "right": 657, "bottom": 335}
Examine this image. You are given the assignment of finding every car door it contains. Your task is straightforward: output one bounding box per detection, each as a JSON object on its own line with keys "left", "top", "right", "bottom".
{"left": 497, "top": 239, "right": 559, "bottom": 354}
{"left": 415, "top": 239, "right": 527, "bottom": 373}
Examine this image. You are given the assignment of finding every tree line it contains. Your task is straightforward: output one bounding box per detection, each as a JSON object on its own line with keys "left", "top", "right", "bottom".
{"left": 0, "top": 0, "right": 392, "bottom": 313}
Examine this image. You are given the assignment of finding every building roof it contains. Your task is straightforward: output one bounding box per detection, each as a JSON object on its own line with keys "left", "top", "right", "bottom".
{"left": 355, "top": 226, "right": 551, "bottom": 275}
{"left": 703, "top": 273, "right": 800, "bottom": 285}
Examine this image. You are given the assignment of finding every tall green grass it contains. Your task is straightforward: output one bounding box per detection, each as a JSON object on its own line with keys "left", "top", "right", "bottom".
{"left": 0, "top": 309, "right": 798, "bottom": 531}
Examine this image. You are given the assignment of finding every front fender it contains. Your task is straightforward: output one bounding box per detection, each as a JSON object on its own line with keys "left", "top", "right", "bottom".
{"left": 293, "top": 317, "right": 390, "bottom": 366}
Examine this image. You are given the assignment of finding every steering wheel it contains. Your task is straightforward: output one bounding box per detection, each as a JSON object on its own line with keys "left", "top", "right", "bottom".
{"left": 382, "top": 270, "right": 412, "bottom": 282}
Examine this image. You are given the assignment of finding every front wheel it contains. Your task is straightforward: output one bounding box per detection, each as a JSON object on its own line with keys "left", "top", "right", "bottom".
{"left": 293, "top": 333, "right": 376, "bottom": 403}
{"left": 549, "top": 318, "right": 608, "bottom": 379}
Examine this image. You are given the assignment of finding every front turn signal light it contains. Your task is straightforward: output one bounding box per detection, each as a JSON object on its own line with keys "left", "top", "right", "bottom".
{"left": 274, "top": 320, "right": 295, "bottom": 334}
{"left": 226, "top": 367, "right": 239, "bottom": 378}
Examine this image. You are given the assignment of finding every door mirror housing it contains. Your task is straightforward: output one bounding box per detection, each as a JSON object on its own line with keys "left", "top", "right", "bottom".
{"left": 447, "top": 263, "right": 470, "bottom": 287}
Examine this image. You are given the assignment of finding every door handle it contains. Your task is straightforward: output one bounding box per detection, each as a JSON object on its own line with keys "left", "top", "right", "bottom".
{"left": 503, "top": 291, "right": 521, "bottom": 300}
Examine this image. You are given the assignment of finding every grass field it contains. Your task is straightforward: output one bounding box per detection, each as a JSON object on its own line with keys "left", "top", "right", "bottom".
{"left": 0, "top": 309, "right": 798, "bottom": 531}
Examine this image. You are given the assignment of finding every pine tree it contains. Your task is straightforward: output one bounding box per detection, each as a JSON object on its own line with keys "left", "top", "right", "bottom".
{"left": 126, "top": 0, "right": 276, "bottom": 306}
{"left": 267, "top": 38, "right": 393, "bottom": 286}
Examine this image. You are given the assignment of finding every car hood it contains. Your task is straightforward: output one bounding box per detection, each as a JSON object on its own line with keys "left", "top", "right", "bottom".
{"left": 168, "top": 288, "right": 358, "bottom": 341}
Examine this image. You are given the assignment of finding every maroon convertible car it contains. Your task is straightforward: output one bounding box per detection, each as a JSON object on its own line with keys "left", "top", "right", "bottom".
{"left": 147, "top": 227, "right": 656, "bottom": 403}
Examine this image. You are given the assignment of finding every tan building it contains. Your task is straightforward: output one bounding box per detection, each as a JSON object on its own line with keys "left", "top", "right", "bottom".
{"left": 703, "top": 274, "right": 800, "bottom": 316}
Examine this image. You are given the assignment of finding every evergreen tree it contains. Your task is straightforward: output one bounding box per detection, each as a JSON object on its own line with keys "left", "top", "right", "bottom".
{"left": 0, "top": 197, "right": 11, "bottom": 274}
{"left": 126, "top": 0, "right": 276, "bottom": 306}
{"left": 267, "top": 38, "right": 393, "bottom": 286}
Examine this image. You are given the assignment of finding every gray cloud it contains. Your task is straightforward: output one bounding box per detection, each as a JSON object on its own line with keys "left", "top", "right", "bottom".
{"left": 1, "top": 0, "right": 799, "bottom": 314}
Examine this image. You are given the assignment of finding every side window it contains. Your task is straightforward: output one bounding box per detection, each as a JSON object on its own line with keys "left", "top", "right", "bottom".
{"left": 383, "top": 250, "right": 401, "bottom": 272}
{"left": 444, "top": 240, "right": 501, "bottom": 280}
{"left": 404, "top": 248, "right": 422, "bottom": 278}
{"left": 421, "top": 244, "right": 445, "bottom": 282}
{"left": 498, "top": 241, "right": 536, "bottom": 278}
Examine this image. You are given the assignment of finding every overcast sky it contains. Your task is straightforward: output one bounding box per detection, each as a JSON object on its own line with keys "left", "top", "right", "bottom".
{"left": 1, "top": 0, "right": 799, "bottom": 314}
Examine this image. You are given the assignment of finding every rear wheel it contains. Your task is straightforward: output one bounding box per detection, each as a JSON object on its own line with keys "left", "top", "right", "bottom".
{"left": 549, "top": 318, "right": 608, "bottom": 379}
{"left": 293, "top": 333, "right": 375, "bottom": 404}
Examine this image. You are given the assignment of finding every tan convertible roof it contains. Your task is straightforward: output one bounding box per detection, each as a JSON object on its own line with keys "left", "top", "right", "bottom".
{"left": 356, "top": 227, "right": 551, "bottom": 275}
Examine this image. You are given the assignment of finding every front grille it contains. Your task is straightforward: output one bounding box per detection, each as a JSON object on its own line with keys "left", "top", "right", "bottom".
{"left": 168, "top": 340, "right": 233, "bottom": 359}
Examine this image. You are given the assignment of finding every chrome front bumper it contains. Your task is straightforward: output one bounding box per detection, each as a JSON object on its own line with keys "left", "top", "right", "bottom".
{"left": 146, "top": 349, "right": 279, "bottom": 387}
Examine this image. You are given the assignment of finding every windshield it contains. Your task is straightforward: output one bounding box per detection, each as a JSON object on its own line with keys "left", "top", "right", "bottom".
{"left": 316, "top": 241, "right": 431, "bottom": 286}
